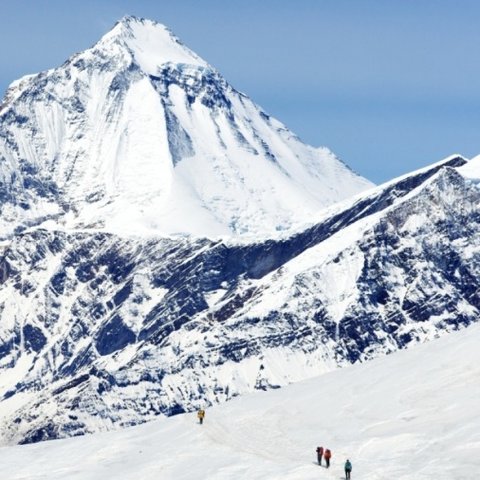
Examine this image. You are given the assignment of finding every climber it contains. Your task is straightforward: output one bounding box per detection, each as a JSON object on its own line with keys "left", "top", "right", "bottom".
{"left": 344, "top": 459, "right": 352, "bottom": 479}
{"left": 316, "top": 446, "right": 324, "bottom": 465}
{"left": 197, "top": 408, "right": 205, "bottom": 425}
{"left": 324, "top": 448, "right": 332, "bottom": 468}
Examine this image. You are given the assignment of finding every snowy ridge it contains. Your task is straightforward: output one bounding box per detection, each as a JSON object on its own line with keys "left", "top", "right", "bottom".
{"left": 0, "top": 16, "right": 372, "bottom": 239}
{"left": 0, "top": 154, "right": 479, "bottom": 444}
{"left": 0, "top": 321, "right": 479, "bottom": 479}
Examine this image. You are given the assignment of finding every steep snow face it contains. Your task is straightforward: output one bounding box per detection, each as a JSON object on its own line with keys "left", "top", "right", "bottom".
{"left": 0, "top": 318, "right": 479, "bottom": 479}
{"left": 0, "top": 154, "right": 477, "bottom": 444}
{"left": 0, "top": 16, "right": 373, "bottom": 238}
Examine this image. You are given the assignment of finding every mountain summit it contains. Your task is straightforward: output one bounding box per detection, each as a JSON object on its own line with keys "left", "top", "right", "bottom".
{"left": 98, "top": 16, "right": 208, "bottom": 71}
{"left": 0, "top": 16, "right": 373, "bottom": 238}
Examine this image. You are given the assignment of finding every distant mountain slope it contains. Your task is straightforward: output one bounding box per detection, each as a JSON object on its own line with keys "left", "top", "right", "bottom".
{"left": 0, "top": 316, "right": 479, "bottom": 479}
{"left": 0, "top": 16, "right": 372, "bottom": 238}
{"left": 1, "top": 153, "right": 478, "bottom": 444}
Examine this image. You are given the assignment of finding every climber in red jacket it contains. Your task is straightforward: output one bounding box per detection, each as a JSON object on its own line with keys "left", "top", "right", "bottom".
{"left": 324, "top": 448, "right": 332, "bottom": 468}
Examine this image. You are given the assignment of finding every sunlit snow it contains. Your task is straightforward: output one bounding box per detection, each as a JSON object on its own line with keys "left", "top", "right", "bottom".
{"left": 0, "top": 323, "right": 478, "bottom": 479}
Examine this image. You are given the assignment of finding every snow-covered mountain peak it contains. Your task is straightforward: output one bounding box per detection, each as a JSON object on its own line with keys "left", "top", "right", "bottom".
{"left": 96, "top": 15, "right": 208, "bottom": 74}
{"left": 0, "top": 16, "right": 373, "bottom": 239}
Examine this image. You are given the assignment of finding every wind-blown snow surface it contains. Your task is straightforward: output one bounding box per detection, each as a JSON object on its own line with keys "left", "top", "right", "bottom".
{"left": 0, "top": 16, "right": 372, "bottom": 238}
{"left": 0, "top": 322, "right": 479, "bottom": 480}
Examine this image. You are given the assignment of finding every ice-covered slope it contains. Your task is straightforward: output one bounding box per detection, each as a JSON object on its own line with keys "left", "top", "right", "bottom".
{"left": 1, "top": 153, "right": 478, "bottom": 444}
{"left": 0, "top": 321, "right": 478, "bottom": 480}
{"left": 0, "top": 16, "right": 372, "bottom": 238}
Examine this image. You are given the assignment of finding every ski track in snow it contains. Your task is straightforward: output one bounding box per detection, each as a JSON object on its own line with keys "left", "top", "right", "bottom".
{"left": 0, "top": 323, "right": 479, "bottom": 479}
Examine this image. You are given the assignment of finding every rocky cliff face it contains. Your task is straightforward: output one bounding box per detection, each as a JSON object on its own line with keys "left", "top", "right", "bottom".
{"left": 1, "top": 152, "right": 479, "bottom": 444}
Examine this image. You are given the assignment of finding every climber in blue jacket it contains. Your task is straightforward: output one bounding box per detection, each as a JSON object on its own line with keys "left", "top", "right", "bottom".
{"left": 344, "top": 459, "right": 352, "bottom": 479}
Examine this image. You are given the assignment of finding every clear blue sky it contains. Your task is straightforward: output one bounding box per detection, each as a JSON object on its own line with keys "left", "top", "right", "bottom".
{"left": 2, "top": 0, "right": 479, "bottom": 183}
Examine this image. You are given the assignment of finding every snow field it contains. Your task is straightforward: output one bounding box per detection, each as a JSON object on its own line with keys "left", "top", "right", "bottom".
{"left": 0, "top": 322, "right": 479, "bottom": 479}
